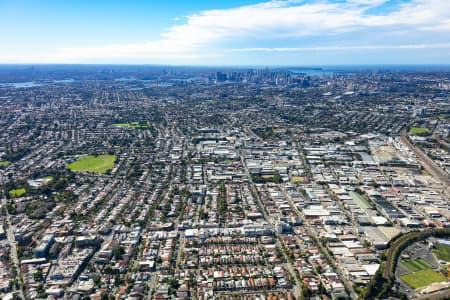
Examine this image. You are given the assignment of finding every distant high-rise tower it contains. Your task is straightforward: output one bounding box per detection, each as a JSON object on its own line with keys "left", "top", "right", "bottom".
{"left": 216, "top": 72, "right": 227, "bottom": 82}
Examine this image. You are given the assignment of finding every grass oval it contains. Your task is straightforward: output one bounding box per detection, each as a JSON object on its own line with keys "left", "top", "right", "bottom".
{"left": 68, "top": 155, "right": 116, "bottom": 174}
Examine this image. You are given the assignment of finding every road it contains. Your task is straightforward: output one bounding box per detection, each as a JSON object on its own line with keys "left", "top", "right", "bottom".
{"left": 281, "top": 187, "right": 358, "bottom": 300}
{"left": 291, "top": 143, "right": 357, "bottom": 298}
{"left": 400, "top": 133, "right": 450, "bottom": 187}
{"left": 240, "top": 153, "right": 303, "bottom": 298}
{"left": 175, "top": 233, "right": 184, "bottom": 270}
{"left": 242, "top": 143, "right": 355, "bottom": 298}
{"left": 5, "top": 207, "right": 25, "bottom": 299}
{"left": 146, "top": 272, "right": 159, "bottom": 299}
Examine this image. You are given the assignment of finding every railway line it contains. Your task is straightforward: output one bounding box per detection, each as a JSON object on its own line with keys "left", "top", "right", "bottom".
{"left": 400, "top": 133, "right": 450, "bottom": 187}
{"left": 382, "top": 228, "right": 450, "bottom": 279}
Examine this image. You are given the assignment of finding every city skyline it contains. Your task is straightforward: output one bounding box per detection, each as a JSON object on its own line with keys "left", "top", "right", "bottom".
{"left": 1, "top": 0, "right": 450, "bottom": 65}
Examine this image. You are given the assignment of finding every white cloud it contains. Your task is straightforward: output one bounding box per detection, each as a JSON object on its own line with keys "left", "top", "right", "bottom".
{"left": 347, "top": 0, "right": 389, "bottom": 5}
{"left": 1, "top": 0, "right": 449, "bottom": 63}
{"left": 232, "top": 43, "right": 450, "bottom": 52}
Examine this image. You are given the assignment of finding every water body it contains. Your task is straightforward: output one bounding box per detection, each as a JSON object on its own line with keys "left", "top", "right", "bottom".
{"left": 0, "top": 79, "right": 76, "bottom": 88}
{"left": 53, "top": 79, "right": 75, "bottom": 83}
{"left": 114, "top": 77, "right": 137, "bottom": 81}
{"left": 170, "top": 77, "right": 205, "bottom": 82}
{"left": 289, "top": 68, "right": 334, "bottom": 76}
{"left": 328, "top": 64, "right": 450, "bottom": 72}
{"left": 289, "top": 65, "right": 450, "bottom": 76}
{"left": 0, "top": 82, "right": 43, "bottom": 88}
{"left": 144, "top": 82, "right": 173, "bottom": 87}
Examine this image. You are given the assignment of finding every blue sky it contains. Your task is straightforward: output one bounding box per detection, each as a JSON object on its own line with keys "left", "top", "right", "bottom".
{"left": 0, "top": 0, "right": 449, "bottom": 65}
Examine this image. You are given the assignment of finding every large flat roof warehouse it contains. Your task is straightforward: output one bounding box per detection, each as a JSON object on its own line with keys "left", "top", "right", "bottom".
{"left": 303, "top": 205, "right": 331, "bottom": 218}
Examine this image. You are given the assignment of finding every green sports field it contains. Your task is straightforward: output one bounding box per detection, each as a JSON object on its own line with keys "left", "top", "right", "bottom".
{"left": 399, "top": 269, "right": 446, "bottom": 289}
{"left": 434, "top": 244, "right": 450, "bottom": 262}
{"left": 9, "top": 188, "right": 26, "bottom": 197}
{"left": 292, "top": 176, "right": 307, "bottom": 183}
{"left": 114, "top": 121, "right": 150, "bottom": 129}
{"left": 409, "top": 127, "right": 431, "bottom": 136}
{"left": 0, "top": 161, "right": 10, "bottom": 167}
{"left": 401, "top": 258, "right": 433, "bottom": 272}
{"left": 68, "top": 155, "right": 116, "bottom": 174}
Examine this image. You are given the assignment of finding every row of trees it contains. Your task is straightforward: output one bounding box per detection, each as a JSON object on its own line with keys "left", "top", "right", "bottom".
{"left": 218, "top": 184, "right": 228, "bottom": 224}
{"left": 362, "top": 228, "right": 450, "bottom": 299}
{"left": 251, "top": 172, "right": 282, "bottom": 184}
